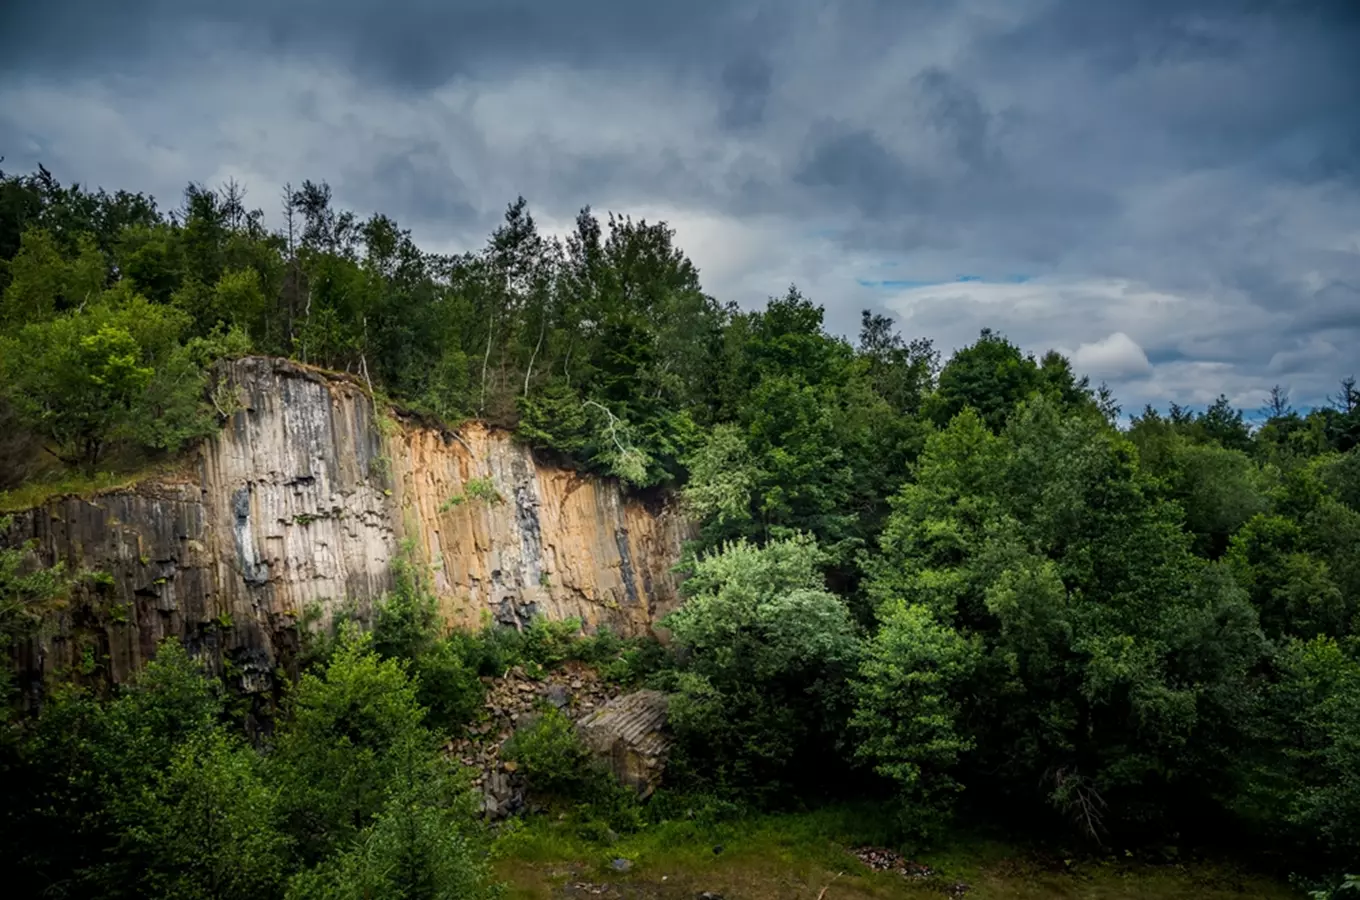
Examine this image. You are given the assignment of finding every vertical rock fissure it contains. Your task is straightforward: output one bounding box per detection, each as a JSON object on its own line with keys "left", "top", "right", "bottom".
{"left": 510, "top": 449, "right": 543, "bottom": 627}
{"left": 232, "top": 486, "right": 267, "bottom": 587}
{"left": 614, "top": 527, "right": 639, "bottom": 611}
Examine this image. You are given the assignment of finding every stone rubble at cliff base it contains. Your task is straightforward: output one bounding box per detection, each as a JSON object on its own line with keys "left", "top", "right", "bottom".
{"left": 442, "top": 662, "right": 670, "bottom": 819}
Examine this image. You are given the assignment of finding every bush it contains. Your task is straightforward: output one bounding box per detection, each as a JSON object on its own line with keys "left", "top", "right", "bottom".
{"left": 522, "top": 616, "right": 583, "bottom": 667}
{"left": 123, "top": 730, "right": 290, "bottom": 900}
{"left": 268, "top": 626, "right": 434, "bottom": 863}
{"left": 413, "top": 638, "right": 485, "bottom": 731}
{"left": 502, "top": 706, "right": 604, "bottom": 801}
{"left": 4, "top": 640, "right": 231, "bottom": 899}
{"left": 660, "top": 535, "right": 862, "bottom": 800}
{"left": 285, "top": 770, "right": 496, "bottom": 900}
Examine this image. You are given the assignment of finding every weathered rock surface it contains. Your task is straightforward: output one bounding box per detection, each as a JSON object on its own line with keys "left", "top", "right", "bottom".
{"left": 445, "top": 662, "right": 626, "bottom": 817}
{"left": 6, "top": 357, "right": 691, "bottom": 693}
{"left": 576, "top": 690, "right": 671, "bottom": 798}
{"left": 442, "top": 666, "right": 673, "bottom": 817}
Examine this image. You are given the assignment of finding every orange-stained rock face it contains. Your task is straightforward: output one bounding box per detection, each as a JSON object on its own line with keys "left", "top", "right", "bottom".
{"left": 7, "top": 357, "right": 692, "bottom": 691}
{"left": 391, "top": 424, "right": 692, "bottom": 635}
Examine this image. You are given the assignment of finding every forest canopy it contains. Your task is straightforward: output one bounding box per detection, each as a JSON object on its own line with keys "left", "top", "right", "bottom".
{"left": 2, "top": 164, "right": 1359, "bottom": 898}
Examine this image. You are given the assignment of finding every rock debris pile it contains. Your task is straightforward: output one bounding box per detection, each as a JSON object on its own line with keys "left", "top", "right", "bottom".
{"left": 852, "top": 847, "right": 970, "bottom": 896}
{"left": 851, "top": 846, "right": 935, "bottom": 878}
{"left": 443, "top": 662, "right": 670, "bottom": 818}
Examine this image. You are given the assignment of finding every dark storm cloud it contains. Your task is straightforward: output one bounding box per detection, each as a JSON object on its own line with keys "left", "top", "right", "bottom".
{"left": 718, "top": 55, "right": 773, "bottom": 131}
{"left": 795, "top": 126, "right": 928, "bottom": 219}
{"left": 0, "top": 0, "right": 1357, "bottom": 410}
{"left": 0, "top": 0, "right": 769, "bottom": 87}
{"left": 357, "top": 141, "right": 479, "bottom": 229}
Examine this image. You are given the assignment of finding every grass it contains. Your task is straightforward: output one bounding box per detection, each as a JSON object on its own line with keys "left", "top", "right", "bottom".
{"left": 490, "top": 805, "right": 1301, "bottom": 900}
{"left": 0, "top": 458, "right": 190, "bottom": 511}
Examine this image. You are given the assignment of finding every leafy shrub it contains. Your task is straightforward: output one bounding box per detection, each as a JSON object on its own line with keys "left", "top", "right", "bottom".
{"left": 661, "top": 535, "right": 862, "bottom": 800}
{"left": 502, "top": 706, "right": 642, "bottom": 835}
{"left": 284, "top": 769, "right": 496, "bottom": 900}
{"left": 413, "top": 638, "right": 485, "bottom": 731}
{"left": 502, "top": 706, "right": 603, "bottom": 801}
{"left": 123, "top": 730, "right": 290, "bottom": 900}
{"left": 4, "top": 640, "right": 230, "bottom": 899}
{"left": 439, "top": 476, "right": 504, "bottom": 512}
{"left": 268, "top": 626, "right": 434, "bottom": 863}
{"left": 522, "top": 616, "right": 582, "bottom": 667}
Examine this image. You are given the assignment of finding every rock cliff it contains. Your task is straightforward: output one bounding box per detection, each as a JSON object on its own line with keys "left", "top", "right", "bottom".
{"left": 7, "top": 357, "right": 692, "bottom": 693}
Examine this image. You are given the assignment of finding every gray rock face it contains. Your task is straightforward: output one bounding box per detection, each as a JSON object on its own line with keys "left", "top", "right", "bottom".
{"left": 575, "top": 689, "right": 671, "bottom": 798}
{"left": 6, "top": 357, "right": 692, "bottom": 694}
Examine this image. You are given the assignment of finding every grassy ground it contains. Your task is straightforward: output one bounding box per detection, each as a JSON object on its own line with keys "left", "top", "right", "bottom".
{"left": 490, "top": 806, "right": 1300, "bottom": 900}
{"left": 0, "top": 458, "right": 191, "bottom": 511}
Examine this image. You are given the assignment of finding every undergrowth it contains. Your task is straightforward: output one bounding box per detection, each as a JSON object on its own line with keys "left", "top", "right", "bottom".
{"left": 0, "top": 462, "right": 183, "bottom": 511}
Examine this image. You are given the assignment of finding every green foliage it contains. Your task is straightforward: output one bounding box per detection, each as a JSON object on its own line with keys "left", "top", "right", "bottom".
{"left": 925, "top": 328, "right": 1095, "bottom": 433}
{"left": 680, "top": 422, "right": 757, "bottom": 539}
{"left": 3, "top": 640, "right": 228, "bottom": 899}
{"left": 503, "top": 706, "right": 610, "bottom": 802}
{"left": 2, "top": 626, "right": 501, "bottom": 900}
{"left": 661, "top": 535, "right": 862, "bottom": 799}
{"left": 439, "top": 475, "right": 504, "bottom": 511}
{"left": 269, "top": 626, "right": 434, "bottom": 862}
{"left": 1308, "top": 874, "right": 1360, "bottom": 900}
{"left": 3, "top": 162, "right": 1360, "bottom": 888}
{"left": 1241, "top": 637, "right": 1360, "bottom": 867}
{"left": 1, "top": 227, "right": 106, "bottom": 325}
{"left": 0, "top": 289, "right": 214, "bottom": 471}
{"left": 372, "top": 548, "right": 440, "bottom": 661}
{"left": 851, "top": 601, "right": 981, "bottom": 832}
{"left": 0, "top": 515, "right": 73, "bottom": 658}
{"left": 862, "top": 398, "right": 1265, "bottom": 840}
{"left": 410, "top": 639, "right": 486, "bottom": 731}
{"left": 122, "top": 730, "right": 290, "bottom": 900}
{"left": 502, "top": 707, "right": 642, "bottom": 837}
{"left": 368, "top": 546, "right": 487, "bottom": 730}
{"left": 284, "top": 767, "right": 495, "bottom": 900}
{"left": 1228, "top": 514, "right": 1350, "bottom": 640}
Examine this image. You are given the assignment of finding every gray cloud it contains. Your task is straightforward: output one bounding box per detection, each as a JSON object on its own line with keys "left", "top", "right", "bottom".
{"left": 718, "top": 55, "right": 773, "bottom": 130}
{"left": 0, "top": 0, "right": 1357, "bottom": 411}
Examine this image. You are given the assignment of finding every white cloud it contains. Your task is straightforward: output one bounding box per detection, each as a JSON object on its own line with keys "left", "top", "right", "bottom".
{"left": 879, "top": 276, "right": 1310, "bottom": 412}
{"left": 1071, "top": 332, "right": 1152, "bottom": 378}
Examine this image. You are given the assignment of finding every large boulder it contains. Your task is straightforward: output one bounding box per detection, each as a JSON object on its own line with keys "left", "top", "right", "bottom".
{"left": 575, "top": 689, "right": 670, "bottom": 798}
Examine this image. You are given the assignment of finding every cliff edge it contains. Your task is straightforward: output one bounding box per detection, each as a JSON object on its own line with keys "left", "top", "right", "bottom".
{"left": 6, "top": 357, "right": 692, "bottom": 693}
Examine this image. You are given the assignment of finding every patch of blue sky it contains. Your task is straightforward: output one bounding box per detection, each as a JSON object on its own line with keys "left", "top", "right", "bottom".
{"left": 855, "top": 278, "right": 937, "bottom": 289}
{"left": 856, "top": 273, "right": 1033, "bottom": 289}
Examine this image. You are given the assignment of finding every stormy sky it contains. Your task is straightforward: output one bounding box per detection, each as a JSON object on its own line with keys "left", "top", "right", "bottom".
{"left": 1, "top": 0, "right": 1357, "bottom": 415}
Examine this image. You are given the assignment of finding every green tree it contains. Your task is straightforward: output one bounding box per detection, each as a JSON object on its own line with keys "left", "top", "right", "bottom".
{"left": 926, "top": 329, "right": 1042, "bottom": 432}
{"left": 864, "top": 398, "right": 1264, "bottom": 839}
{"left": 269, "top": 626, "right": 434, "bottom": 862}
{"left": 1238, "top": 637, "right": 1360, "bottom": 867}
{"left": 1228, "top": 515, "right": 1350, "bottom": 640}
{"left": 0, "top": 290, "right": 213, "bottom": 471}
{"left": 4, "top": 640, "right": 226, "bottom": 899}
{"left": 372, "top": 553, "right": 485, "bottom": 731}
{"left": 121, "top": 730, "right": 290, "bottom": 900}
{"left": 661, "top": 535, "right": 861, "bottom": 798}
{"left": 852, "top": 600, "right": 980, "bottom": 833}
{"left": 1, "top": 227, "right": 105, "bottom": 327}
